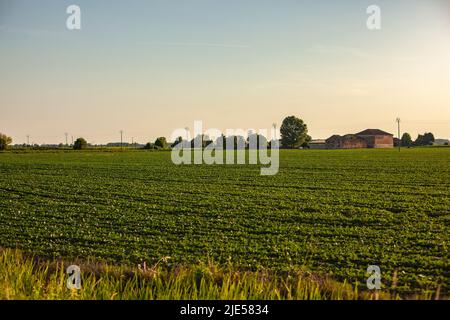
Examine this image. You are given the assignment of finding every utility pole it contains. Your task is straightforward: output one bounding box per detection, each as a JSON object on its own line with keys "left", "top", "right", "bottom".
{"left": 272, "top": 123, "right": 277, "bottom": 141}
{"left": 65, "top": 132, "right": 68, "bottom": 146}
{"left": 132, "top": 137, "right": 134, "bottom": 148}
{"left": 26, "top": 135, "right": 30, "bottom": 146}
{"left": 71, "top": 136, "right": 74, "bottom": 146}
{"left": 120, "top": 130, "right": 123, "bottom": 150}
{"left": 396, "top": 117, "right": 401, "bottom": 152}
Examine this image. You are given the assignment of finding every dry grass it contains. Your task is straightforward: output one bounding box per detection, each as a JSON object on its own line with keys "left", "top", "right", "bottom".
{"left": 0, "top": 248, "right": 443, "bottom": 300}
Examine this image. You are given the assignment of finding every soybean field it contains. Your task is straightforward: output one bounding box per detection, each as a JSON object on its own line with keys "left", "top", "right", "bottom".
{"left": 0, "top": 148, "right": 449, "bottom": 294}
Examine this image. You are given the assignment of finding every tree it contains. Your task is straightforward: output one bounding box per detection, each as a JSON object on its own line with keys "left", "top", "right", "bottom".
{"left": 0, "top": 133, "right": 12, "bottom": 150}
{"left": 415, "top": 134, "right": 423, "bottom": 146}
{"left": 190, "top": 134, "right": 213, "bottom": 149}
{"left": 247, "top": 133, "right": 268, "bottom": 149}
{"left": 301, "top": 135, "right": 312, "bottom": 148}
{"left": 401, "top": 133, "right": 413, "bottom": 147}
{"left": 214, "top": 134, "right": 227, "bottom": 149}
{"left": 73, "top": 137, "right": 87, "bottom": 150}
{"left": 171, "top": 136, "right": 183, "bottom": 148}
{"left": 224, "top": 135, "right": 246, "bottom": 150}
{"left": 144, "top": 142, "right": 154, "bottom": 149}
{"left": 415, "top": 132, "right": 435, "bottom": 146}
{"left": 280, "top": 116, "right": 308, "bottom": 149}
{"left": 154, "top": 137, "right": 168, "bottom": 149}
{"left": 424, "top": 132, "right": 435, "bottom": 145}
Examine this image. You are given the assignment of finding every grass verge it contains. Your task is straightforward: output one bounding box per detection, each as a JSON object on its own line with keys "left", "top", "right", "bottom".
{"left": 0, "top": 248, "right": 444, "bottom": 300}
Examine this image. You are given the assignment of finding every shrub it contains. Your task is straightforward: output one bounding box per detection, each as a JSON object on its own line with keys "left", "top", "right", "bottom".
{"left": 73, "top": 138, "right": 88, "bottom": 150}
{"left": 154, "top": 137, "right": 168, "bottom": 149}
{"left": 0, "top": 133, "right": 12, "bottom": 150}
{"left": 144, "top": 142, "right": 154, "bottom": 150}
{"left": 401, "top": 133, "right": 413, "bottom": 147}
{"left": 280, "top": 116, "right": 308, "bottom": 149}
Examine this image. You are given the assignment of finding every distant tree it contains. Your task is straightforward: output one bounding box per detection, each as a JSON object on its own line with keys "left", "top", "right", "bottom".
{"left": 215, "top": 134, "right": 227, "bottom": 149}
{"left": 414, "top": 134, "right": 424, "bottom": 146}
{"left": 301, "top": 135, "right": 312, "bottom": 148}
{"left": 73, "top": 137, "right": 87, "bottom": 150}
{"left": 213, "top": 134, "right": 227, "bottom": 149}
{"left": 247, "top": 133, "right": 268, "bottom": 149}
{"left": 171, "top": 136, "right": 183, "bottom": 148}
{"left": 190, "top": 135, "right": 199, "bottom": 148}
{"left": 0, "top": 133, "right": 12, "bottom": 150}
{"left": 424, "top": 132, "right": 435, "bottom": 145}
{"left": 144, "top": 142, "right": 154, "bottom": 149}
{"left": 415, "top": 132, "right": 435, "bottom": 146}
{"left": 154, "top": 137, "right": 168, "bottom": 149}
{"left": 224, "top": 135, "right": 246, "bottom": 150}
{"left": 401, "top": 133, "right": 413, "bottom": 147}
{"left": 190, "top": 134, "right": 212, "bottom": 148}
{"left": 280, "top": 116, "right": 308, "bottom": 149}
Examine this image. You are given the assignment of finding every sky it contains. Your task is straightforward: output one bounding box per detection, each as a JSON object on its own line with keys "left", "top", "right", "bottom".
{"left": 1, "top": 0, "right": 450, "bottom": 144}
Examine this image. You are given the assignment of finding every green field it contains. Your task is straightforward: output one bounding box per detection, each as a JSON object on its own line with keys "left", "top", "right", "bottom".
{"left": 0, "top": 148, "right": 449, "bottom": 295}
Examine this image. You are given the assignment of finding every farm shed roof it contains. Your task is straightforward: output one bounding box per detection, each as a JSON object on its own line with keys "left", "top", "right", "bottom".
{"left": 356, "top": 129, "right": 393, "bottom": 136}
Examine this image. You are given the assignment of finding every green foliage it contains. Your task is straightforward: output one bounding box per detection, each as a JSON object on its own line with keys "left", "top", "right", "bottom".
{"left": 302, "top": 135, "right": 312, "bottom": 148}
{"left": 0, "top": 149, "right": 448, "bottom": 295}
{"left": 171, "top": 137, "right": 183, "bottom": 148}
{"left": 0, "top": 133, "right": 12, "bottom": 150}
{"left": 73, "top": 138, "right": 88, "bottom": 150}
{"left": 154, "top": 137, "right": 168, "bottom": 149}
{"left": 144, "top": 142, "right": 154, "bottom": 150}
{"left": 415, "top": 132, "right": 435, "bottom": 146}
{"left": 401, "top": 133, "right": 413, "bottom": 147}
{"left": 247, "top": 134, "right": 268, "bottom": 149}
{"left": 216, "top": 135, "right": 227, "bottom": 148}
{"left": 280, "top": 116, "right": 308, "bottom": 149}
{"left": 224, "top": 135, "right": 246, "bottom": 150}
{"left": 4, "top": 248, "right": 425, "bottom": 300}
{"left": 190, "top": 134, "right": 213, "bottom": 149}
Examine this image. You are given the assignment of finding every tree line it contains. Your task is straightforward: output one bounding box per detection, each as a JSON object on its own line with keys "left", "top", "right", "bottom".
{"left": 141, "top": 116, "right": 311, "bottom": 150}
{"left": 399, "top": 132, "right": 438, "bottom": 147}
{"left": 0, "top": 116, "right": 442, "bottom": 151}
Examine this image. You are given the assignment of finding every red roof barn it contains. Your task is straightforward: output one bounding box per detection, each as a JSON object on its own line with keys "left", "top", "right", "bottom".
{"left": 355, "top": 129, "right": 394, "bottom": 148}
{"left": 325, "top": 129, "right": 394, "bottom": 149}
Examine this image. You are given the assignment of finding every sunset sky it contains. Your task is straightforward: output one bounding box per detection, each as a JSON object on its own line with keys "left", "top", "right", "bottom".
{"left": 1, "top": 0, "right": 450, "bottom": 144}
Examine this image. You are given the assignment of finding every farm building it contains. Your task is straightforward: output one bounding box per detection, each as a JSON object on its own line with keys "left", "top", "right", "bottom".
{"left": 326, "top": 134, "right": 368, "bottom": 149}
{"left": 355, "top": 129, "right": 394, "bottom": 148}
{"left": 308, "top": 139, "right": 327, "bottom": 149}
{"left": 325, "top": 129, "right": 394, "bottom": 149}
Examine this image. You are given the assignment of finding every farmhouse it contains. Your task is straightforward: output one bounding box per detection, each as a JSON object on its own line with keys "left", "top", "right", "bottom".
{"left": 326, "top": 134, "right": 368, "bottom": 149}
{"left": 325, "top": 129, "right": 394, "bottom": 149}
{"left": 355, "top": 129, "right": 394, "bottom": 148}
{"left": 308, "top": 139, "right": 327, "bottom": 149}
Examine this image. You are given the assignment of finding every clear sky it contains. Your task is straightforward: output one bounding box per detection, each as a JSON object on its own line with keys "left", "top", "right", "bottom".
{"left": 1, "top": 0, "right": 449, "bottom": 144}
